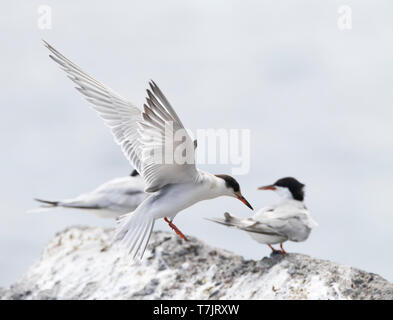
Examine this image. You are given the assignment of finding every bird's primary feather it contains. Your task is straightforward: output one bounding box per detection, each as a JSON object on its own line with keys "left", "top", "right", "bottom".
{"left": 44, "top": 40, "right": 198, "bottom": 194}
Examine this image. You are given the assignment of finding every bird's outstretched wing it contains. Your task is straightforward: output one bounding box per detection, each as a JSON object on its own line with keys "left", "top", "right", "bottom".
{"left": 44, "top": 41, "right": 198, "bottom": 192}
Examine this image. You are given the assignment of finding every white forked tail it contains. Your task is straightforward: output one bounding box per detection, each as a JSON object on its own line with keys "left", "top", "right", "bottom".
{"left": 205, "top": 212, "right": 243, "bottom": 228}
{"left": 27, "top": 206, "right": 61, "bottom": 214}
{"left": 114, "top": 206, "right": 155, "bottom": 260}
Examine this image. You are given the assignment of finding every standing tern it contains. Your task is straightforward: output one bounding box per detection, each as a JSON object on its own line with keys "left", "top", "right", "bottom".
{"left": 44, "top": 41, "right": 253, "bottom": 259}
{"left": 30, "top": 170, "right": 147, "bottom": 218}
{"left": 207, "top": 177, "right": 318, "bottom": 254}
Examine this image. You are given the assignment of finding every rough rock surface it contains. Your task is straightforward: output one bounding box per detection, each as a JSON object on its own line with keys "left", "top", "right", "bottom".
{"left": 1, "top": 226, "right": 392, "bottom": 300}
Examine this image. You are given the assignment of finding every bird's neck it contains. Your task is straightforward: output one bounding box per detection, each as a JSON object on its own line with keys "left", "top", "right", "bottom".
{"left": 196, "top": 170, "right": 227, "bottom": 198}
{"left": 278, "top": 197, "right": 305, "bottom": 208}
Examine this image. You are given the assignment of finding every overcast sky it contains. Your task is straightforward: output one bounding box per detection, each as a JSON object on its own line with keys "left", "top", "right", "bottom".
{"left": 1, "top": 0, "right": 393, "bottom": 287}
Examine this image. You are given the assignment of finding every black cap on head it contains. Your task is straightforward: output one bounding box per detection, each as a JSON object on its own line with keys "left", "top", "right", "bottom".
{"left": 274, "top": 177, "right": 305, "bottom": 201}
{"left": 130, "top": 169, "right": 139, "bottom": 177}
{"left": 215, "top": 174, "right": 240, "bottom": 192}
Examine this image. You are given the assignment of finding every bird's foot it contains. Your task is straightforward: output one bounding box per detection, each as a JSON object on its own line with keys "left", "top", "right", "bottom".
{"left": 164, "top": 217, "right": 189, "bottom": 241}
{"left": 268, "top": 244, "right": 282, "bottom": 255}
{"left": 280, "top": 243, "right": 287, "bottom": 254}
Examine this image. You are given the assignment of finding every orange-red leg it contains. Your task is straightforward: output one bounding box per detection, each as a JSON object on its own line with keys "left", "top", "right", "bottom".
{"left": 280, "top": 243, "right": 287, "bottom": 254}
{"left": 164, "top": 217, "right": 188, "bottom": 241}
{"left": 268, "top": 244, "right": 281, "bottom": 253}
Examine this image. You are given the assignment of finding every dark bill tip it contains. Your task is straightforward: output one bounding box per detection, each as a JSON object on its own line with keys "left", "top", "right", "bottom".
{"left": 238, "top": 195, "right": 254, "bottom": 210}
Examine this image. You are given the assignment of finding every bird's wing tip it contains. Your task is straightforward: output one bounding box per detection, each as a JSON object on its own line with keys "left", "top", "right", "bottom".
{"left": 204, "top": 215, "right": 229, "bottom": 225}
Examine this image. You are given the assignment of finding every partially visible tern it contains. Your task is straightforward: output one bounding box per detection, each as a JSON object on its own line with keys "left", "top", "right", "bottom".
{"left": 30, "top": 170, "right": 147, "bottom": 219}
{"left": 207, "top": 177, "right": 318, "bottom": 254}
{"left": 44, "top": 41, "right": 253, "bottom": 259}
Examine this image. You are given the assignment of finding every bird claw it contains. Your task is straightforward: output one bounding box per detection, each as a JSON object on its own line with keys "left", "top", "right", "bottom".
{"left": 268, "top": 244, "right": 286, "bottom": 255}
{"left": 164, "top": 217, "right": 189, "bottom": 241}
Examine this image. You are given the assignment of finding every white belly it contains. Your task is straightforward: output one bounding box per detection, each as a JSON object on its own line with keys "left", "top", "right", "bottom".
{"left": 147, "top": 182, "right": 212, "bottom": 220}
{"left": 248, "top": 231, "right": 287, "bottom": 245}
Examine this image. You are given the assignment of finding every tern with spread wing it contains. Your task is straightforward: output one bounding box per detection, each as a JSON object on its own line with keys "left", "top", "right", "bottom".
{"left": 30, "top": 170, "right": 147, "bottom": 218}
{"left": 207, "top": 177, "right": 317, "bottom": 254}
{"left": 44, "top": 41, "right": 253, "bottom": 259}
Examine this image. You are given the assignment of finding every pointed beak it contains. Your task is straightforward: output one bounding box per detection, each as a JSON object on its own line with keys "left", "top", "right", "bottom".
{"left": 257, "top": 184, "right": 276, "bottom": 191}
{"left": 236, "top": 194, "right": 253, "bottom": 210}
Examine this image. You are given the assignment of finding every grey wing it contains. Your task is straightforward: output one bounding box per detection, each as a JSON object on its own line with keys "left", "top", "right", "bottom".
{"left": 141, "top": 81, "right": 199, "bottom": 191}
{"left": 206, "top": 212, "right": 279, "bottom": 236}
{"left": 86, "top": 176, "right": 147, "bottom": 212}
{"left": 252, "top": 215, "right": 312, "bottom": 242}
{"left": 209, "top": 212, "right": 311, "bottom": 242}
{"left": 45, "top": 41, "right": 199, "bottom": 193}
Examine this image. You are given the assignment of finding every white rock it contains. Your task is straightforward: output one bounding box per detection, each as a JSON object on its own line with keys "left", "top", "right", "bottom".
{"left": 1, "top": 226, "right": 392, "bottom": 300}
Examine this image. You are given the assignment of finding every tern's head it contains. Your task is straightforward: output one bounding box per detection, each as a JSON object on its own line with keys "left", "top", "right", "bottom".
{"left": 258, "top": 177, "right": 305, "bottom": 201}
{"left": 215, "top": 174, "right": 253, "bottom": 210}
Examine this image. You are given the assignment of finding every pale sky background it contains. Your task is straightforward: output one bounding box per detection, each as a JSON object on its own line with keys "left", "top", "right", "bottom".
{"left": 1, "top": 1, "right": 393, "bottom": 287}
